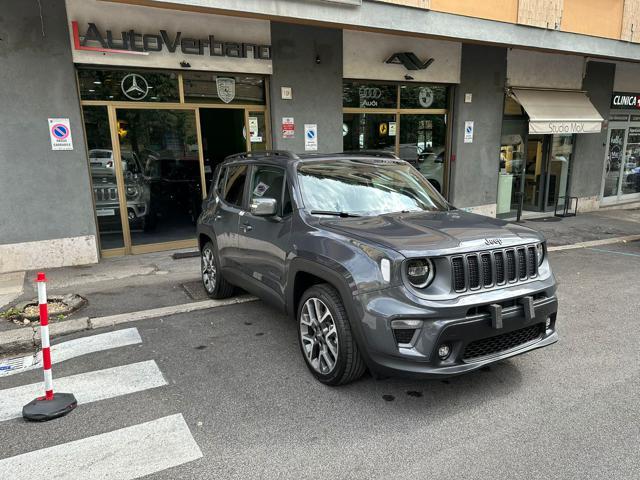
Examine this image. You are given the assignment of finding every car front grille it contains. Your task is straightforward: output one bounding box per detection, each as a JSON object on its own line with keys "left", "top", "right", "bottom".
{"left": 462, "top": 323, "right": 544, "bottom": 361}
{"left": 94, "top": 187, "right": 118, "bottom": 202}
{"left": 450, "top": 245, "right": 538, "bottom": 293}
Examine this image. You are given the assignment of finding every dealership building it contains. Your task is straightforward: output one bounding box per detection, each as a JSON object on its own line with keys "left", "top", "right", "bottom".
{"left": 2, "top": 0, "right": 640, "bottom": 272}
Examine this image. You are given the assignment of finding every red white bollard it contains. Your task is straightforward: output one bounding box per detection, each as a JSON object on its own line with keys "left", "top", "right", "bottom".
{"left": 22, "top": 273, "right": 77, "bottom": 421}
{"left": 37, "top": 272, "right": 54, "bottom": 400}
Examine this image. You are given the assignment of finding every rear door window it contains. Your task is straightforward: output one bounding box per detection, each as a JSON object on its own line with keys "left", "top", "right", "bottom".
{"left": 222, "top": 165, "right": 248, "bottom": 207}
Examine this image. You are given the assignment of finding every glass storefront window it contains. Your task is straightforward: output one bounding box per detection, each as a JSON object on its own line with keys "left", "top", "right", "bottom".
{"left": 343, "top": 113, "right": 396, "bottom": 153}
{"left": 183, "top": 72, "right": 265, "bottom": 104}
{"left": 604, "top": 128, "right": 625, "bottom": 197}
{"left": 116, "top": 109, "right": 202, "bottom": 246}
{"left": 622, "top": 127, "right": 640, "bottom": 195}
{"left": 343, "top": 82, "right": 397, "bottom": 109}
{"left": 78, "top": 69, "right": 179, "bottom": 102}
{"left": 398, "top": 114, "right": 447, "bottom": 193}
{"left": 548, "top": 135, "right": 574, "bottom": 209}
{"left": 83, "top": 106, "right": 125, "bottom": 250}
{"left": 399, "top": 85, "right": 447, "bottom": 109}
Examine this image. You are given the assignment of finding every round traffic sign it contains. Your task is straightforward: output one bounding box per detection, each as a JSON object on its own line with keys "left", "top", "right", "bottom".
{"left": 51, "top": 124, "right": 69, "bottom": 140}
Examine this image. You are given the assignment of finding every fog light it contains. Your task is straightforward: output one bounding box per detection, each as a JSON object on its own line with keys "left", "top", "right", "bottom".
{"left": 545, "top": 318, "right": 551, "bottom": 329}
{"left": 438, "top": 344, "right": 451, "bottom": 360}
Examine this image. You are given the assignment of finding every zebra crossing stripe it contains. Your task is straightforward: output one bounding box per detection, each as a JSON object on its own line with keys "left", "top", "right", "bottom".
{"left": 0, "top": 413, "right": 203, "bottom": 479}
{"left": 0, "top": 360, "right": 166, "bottom": 422}
{"left": 0, "top": 328, "right": 142, "bottom": 377}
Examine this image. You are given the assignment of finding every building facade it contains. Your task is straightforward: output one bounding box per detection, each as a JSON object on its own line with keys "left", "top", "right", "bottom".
{"left": 2, "top": 0, "right": 640, "bottom": 272}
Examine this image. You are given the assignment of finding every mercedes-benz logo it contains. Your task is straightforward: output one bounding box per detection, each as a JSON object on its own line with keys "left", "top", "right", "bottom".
{"left": 121, "top": 73, "right": 149, "bottom": 101}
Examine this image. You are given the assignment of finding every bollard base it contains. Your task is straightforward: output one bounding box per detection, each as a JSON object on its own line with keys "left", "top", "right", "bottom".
{"left": 22, "top": 393, "right": 77, "bottom": 422}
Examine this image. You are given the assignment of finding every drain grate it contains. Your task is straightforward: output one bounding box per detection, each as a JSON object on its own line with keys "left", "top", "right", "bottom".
{"left": 181, "top": 281, "right": 209, "bottom": 301}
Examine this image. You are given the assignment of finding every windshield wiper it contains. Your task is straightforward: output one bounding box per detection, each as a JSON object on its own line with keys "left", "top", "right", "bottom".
{"left": 310, "top": 210, "right": 361, "bottom": 218}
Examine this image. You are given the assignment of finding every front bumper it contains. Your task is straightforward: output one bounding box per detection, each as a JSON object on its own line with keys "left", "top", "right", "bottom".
{"left": 351, "top": 279, "right": 558, "bottom": 379}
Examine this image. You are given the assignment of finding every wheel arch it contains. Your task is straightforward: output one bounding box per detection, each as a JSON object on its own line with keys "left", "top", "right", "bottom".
{"left": 287, "top": 258, "right": 356, "bottom": 321}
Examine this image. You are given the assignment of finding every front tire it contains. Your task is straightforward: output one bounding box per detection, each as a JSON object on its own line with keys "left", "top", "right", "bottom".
{"left": 201, "top": 241, "right": 234, "bottom": 299}
{"left": 297, "top": 284, "right": 366, "bottom": 385}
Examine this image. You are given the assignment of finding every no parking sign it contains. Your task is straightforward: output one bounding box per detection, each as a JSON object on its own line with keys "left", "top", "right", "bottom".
{"left": 48, "top": 118, "right": 74, "bottom": 151}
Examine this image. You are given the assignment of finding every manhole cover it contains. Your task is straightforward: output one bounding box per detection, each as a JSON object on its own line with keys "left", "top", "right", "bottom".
{"left": 182, "top": 281, "right": 209, "bottom": 301}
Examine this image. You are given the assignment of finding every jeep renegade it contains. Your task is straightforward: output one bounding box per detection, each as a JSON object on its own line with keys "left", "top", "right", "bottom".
{"left": 197, "top": 151, "right": 558, "bottom": 385}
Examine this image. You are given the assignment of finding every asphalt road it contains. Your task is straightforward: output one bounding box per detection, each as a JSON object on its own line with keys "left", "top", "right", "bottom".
{"left": 1, "top": 243, "right": 639, "bottom": 479}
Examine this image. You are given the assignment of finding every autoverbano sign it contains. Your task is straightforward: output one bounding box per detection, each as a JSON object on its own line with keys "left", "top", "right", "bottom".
{"left": 72, "top": 22, "right": 272, "bottom": 59}
{"left": 611, "top": 92, "right": 640, "bottom": 109}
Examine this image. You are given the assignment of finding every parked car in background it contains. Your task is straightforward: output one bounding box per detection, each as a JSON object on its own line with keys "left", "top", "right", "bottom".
{"left": 197, "top": 150, "right": 558, "bottom": 386}
{"left": 90, "top": 150, "right": 150, "bottom": 231}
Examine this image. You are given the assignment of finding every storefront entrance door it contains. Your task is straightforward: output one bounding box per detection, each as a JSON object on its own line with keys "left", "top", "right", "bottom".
{"left": 602, "top": 124, "right": 640, "bottom": 201}
{"left": 199, "top": 108, "right": 247, "bottom": 187}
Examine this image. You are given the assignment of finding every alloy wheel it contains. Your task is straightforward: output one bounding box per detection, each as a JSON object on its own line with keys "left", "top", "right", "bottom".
{"left": 300, "top": 297, "right": 339, "bottom": 374}
{"left": 201, "top": 247, "right": 217, "bottom": 293}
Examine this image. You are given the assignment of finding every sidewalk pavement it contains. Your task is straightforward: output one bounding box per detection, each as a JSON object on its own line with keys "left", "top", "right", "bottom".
{"left": 0, "top": 208, "right": 638, "bottom": 348}
{"left": 520, "top": 208, "right": 640, "bottom": 247}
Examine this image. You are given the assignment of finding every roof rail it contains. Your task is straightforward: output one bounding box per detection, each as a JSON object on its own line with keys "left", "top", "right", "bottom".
{"left": 343, "top": 150, "right": 399, "bottom": 159}
{"left": 225, "top": 150, "right": 300, "bottom": 161}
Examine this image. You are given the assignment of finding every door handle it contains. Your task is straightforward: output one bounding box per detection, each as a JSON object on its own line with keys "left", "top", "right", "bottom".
{"left": 242, "top": 222, "right": 253, "bottom": 232}
{"left": 214, "top": 214, "right": 223, "bottom": 221}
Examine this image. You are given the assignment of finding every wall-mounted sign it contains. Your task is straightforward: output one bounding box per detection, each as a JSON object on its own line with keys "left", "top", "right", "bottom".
{"left": 72, "top": 21, "right": 271, "bottom": 59}
{"left": 388, "top": 122, "right": 397, "bottom": 136}
{"left": 216, "top": 77, "right": 236, "bottom": 103}
{"left": 464, "top": 121, "right": 474, "bottom": 144}
{"left": 121, "top": 73, "right": 149, "bottom": 100}
{"left": 529, "top": 121, "right": 600, "bottom": 134}
{"left": 48, "top": 118, "right": 74, "bottom": 151}
{"left": 631, "top": 115, "right": 640, "bottom": 122}
{"left": 282, "top": 117, "right": 295, "bottom": 139}
{"left": 610, "top": 114, "right": 630, "bottom": 122}
{"left": 418, "top": 87, "right": 434, "bottom": 108}
{"left": 304, "top": 124, "right": 318, "bottom": 151}
{"left": 281, "top": 86, "right": 293, "bottom": 100}
{"left": 358, "top": 86, "right": 382, "bottom": 108}
{"left": 385, "top": 52, "right": 434, "bottom": 71}
{"left": 611, "top": 92, "right": 640, "bottom": 109}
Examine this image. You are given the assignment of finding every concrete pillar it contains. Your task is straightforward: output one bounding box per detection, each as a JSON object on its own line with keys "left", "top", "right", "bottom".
{"left": 269, "top": 23, "right": 343, "bottom": 154}
{"left": 0, "top": 0, "right": 98, "bottom": 272}
{"left": 571, "top": 61, "right": 615, "bottom": 211}
{"left": 449, "top": 44, "right": 507, "bottom": 217}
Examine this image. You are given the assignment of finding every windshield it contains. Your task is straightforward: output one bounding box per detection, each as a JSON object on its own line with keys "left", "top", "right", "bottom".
{"left": 297, "top": 160, "right": 449, "bottom": 216}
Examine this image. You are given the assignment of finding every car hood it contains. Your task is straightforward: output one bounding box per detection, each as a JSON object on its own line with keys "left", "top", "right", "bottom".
{"left": 320, "top": 210, "right": 543, "bottom": 257}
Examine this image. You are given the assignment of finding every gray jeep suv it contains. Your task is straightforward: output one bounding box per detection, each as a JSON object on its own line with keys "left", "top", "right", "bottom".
{"left": 197, "top": 151, "right": 558, "bottom": 385}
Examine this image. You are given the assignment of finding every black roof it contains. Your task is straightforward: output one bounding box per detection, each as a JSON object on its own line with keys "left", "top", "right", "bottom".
{"left": 222, "top": 150, "right": 404, "bottom": 166}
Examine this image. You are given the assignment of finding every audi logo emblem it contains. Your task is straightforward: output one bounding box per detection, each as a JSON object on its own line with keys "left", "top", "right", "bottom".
{"left": 359, "top": 86, "right": 382, "bottom": 99}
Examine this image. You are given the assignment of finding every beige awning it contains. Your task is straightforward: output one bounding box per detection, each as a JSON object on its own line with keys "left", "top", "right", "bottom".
{"left": 511, "top": 89, "right": 604, "bottom": 135}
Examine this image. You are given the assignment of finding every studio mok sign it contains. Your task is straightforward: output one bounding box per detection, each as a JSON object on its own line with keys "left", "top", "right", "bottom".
{"left": 71, "top": 22, "right": 272, "bottom": 60}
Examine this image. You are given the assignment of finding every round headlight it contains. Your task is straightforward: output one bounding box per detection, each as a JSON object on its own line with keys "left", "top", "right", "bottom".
{"left": 125, "top": 185, "right": 140, "bottom": 199}
{"left": 536, "top": 243, "right": 545, "bottom": 266}
{"left": 406, "top": 258, "right": 434, "bottom": 289}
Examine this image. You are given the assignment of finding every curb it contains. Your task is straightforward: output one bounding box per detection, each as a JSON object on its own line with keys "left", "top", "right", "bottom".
{"left": 0, "top": 295, "right": 257, "bottom": 356}
{"left": 547, "top": 234, "right": 640, "bottom": 252}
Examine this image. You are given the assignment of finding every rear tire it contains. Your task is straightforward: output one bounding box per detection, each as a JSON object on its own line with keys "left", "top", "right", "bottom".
{"left": 297, "top": 283, "right": 366, "bottom": 385}
{"left": 201, "top": 241, "right": 234, "bottom": 299}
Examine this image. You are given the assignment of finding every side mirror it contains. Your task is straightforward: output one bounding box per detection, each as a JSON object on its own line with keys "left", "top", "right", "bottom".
{"left": 250, "top": 197, "right": 278, "bottom": 216}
